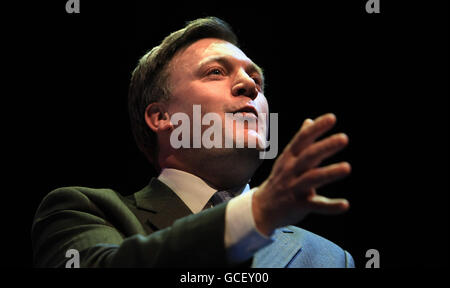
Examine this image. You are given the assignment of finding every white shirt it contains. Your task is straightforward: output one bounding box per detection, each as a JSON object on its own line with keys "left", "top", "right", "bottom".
{"left": 157, "top": 168, "right": 273, "bottom": 263}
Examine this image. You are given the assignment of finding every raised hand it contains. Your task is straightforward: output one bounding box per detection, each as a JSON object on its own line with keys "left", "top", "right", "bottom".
{"left": 252, "top": 113, "right": 351, "bottom": 236}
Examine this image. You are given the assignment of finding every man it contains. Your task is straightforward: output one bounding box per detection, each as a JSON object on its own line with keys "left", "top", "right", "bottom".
{"left": 32, "top": 17, "right": 354, "bottom": 267}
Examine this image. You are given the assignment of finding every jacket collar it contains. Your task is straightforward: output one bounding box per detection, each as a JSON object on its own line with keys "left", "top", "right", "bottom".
{"left": 134, "top": 178, "right": 192, "bottom": 231}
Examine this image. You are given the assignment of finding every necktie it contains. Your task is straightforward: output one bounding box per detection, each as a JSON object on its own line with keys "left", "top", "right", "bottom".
{"left": 203, "top": 190, "right": 233, "bottom": 210}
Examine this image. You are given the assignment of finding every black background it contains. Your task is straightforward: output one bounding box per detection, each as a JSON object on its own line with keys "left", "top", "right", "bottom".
{"left": 2, "top": 0, "right": 448, "bottom": 269}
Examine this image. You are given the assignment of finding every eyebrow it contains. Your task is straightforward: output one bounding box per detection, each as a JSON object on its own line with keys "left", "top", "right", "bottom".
{"left": 198, "top": 55, "right": 265, "bottom": 86}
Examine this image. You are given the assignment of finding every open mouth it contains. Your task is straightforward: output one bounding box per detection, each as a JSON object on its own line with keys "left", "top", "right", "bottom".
{"left": 232, "top": 105, "right": 258, "bottom": 118}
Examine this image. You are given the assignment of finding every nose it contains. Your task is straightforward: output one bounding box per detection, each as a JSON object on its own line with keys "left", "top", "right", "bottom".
{"left": 231, "top": 69, "right": 258, "bottom": 100}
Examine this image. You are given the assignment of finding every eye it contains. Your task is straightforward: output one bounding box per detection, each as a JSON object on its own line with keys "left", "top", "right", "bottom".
{"left": 252, "top": 77, "right": 261, "bottom": 85}
{"left": 251, "top": 76, "right": 263, "bottom": 89}
{"left": 206, "top": 67, "right": 225, "bottom": 76}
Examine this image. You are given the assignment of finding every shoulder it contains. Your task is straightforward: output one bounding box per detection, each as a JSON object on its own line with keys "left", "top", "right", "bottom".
{"left": 287, "top": 225, "right": 344, "bottom": 253}
{"left": 37, "top": 186, "right": 126, "bottom": 212}
{"left": 286, "top": 225, "right": 355, "bottom": 268}
{"left": 32, "top": 185, "right": 146, "bottom": 245}
{"left": 33, "top": 186, "right": 138, "bottom": 232}
{"left": 32, "top": 186, "right": 143, "bottom": 267}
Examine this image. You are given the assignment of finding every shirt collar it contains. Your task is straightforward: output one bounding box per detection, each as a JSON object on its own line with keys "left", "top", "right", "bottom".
{"left": 157, "top": 168, "right": 250, "bottom": 214}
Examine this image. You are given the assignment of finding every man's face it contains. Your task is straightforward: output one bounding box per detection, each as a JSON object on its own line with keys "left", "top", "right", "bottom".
{"left": 167, "top": 38, "right": 269, "bottom": 151}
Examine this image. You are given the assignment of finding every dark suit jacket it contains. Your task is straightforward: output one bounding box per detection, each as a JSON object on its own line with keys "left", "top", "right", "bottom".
{"left": 32, "top": 178, "right": 354, "bottom": 267}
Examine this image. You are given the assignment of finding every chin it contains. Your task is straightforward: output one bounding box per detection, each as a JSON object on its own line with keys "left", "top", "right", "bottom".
{"left": 232, "top": 129, "right": 267, "bottom": 150}
{"left": 197, "top": 147, "right": 262, "bottom": 189}
{"left": 208, "top": 145, "right": 261, "bottom": 168}
{"left": 233, "top": 147, "right": 263, "bottom": 169}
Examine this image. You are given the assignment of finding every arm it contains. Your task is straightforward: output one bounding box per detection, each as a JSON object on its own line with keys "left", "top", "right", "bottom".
{"left": 32, "top": 187, "right": 228, "bottom": 267}
{"left": 223, "top": 114, "right": 353, "bottom": 266}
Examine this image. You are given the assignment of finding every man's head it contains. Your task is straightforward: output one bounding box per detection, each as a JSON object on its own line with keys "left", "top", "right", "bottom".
{"left": 129, "top": 17, "right": 269, "bottom": 188}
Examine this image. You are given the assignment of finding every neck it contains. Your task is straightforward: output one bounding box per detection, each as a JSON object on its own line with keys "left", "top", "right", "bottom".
{"left": 160, "top": 148, "right": 261, "bottom": 190}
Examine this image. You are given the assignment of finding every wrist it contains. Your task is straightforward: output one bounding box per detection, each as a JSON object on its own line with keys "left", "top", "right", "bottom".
{"left": 251, "top": 186, "right": 275, "bottom": 236}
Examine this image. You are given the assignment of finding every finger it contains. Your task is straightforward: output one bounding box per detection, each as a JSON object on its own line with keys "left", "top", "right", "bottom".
{"left": 300, "top": 118, "right": 314, "bottom": 132}
{"left": 306, "top": 195, "right": 350, "bottom": 215}
{"left": 294, "top": 133, "right": 349, "bottom": 173}
{"left": 284, "top": 118, "right": 314, "bottom": 153}
{"left": 289, "top": 113, "right": 337, "bottom": 156}
{"left": 294, "top": 162, "right": 351, "bottom": 191}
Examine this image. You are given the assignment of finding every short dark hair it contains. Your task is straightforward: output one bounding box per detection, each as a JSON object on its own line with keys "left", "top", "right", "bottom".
{"left": 128, "top": 17, "right": 238, "bottom": 170}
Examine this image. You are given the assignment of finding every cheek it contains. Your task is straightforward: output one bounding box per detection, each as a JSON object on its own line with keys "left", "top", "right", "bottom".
{"left": 169, "top": 83, "right": 230, "bottom": 124}
{"left": 190, "top": 80, "right": 227, "bottom": 98}
{"left": 170, "top": 84, "right": 208, "bottom": 112}
{"left": 188, "top": 82, "right": 230, "bottom": 113}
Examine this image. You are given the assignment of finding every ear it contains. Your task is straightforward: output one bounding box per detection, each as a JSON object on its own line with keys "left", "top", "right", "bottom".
{"left": 144, "top": 102, "right": 173, "bottom": 133}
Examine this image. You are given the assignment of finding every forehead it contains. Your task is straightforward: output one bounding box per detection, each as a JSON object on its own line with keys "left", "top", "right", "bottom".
{"left": 173, "top": 38, "right": 252, "bottom": 67}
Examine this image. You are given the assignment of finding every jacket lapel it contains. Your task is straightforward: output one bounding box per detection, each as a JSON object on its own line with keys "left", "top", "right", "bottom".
{"left": 134, "top": 178, "right": 304, "bottom": 267}
{"left": 134, "top": 178, "right": 193, "bottom": 231}
{"left": 252, "top": 226, "right": 303, "bottom": 268}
